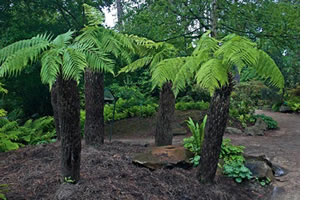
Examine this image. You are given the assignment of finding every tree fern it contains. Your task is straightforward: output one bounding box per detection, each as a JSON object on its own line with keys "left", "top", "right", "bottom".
{"left": 150, "top": 57, "right": 186, "bottom": 89}
{"left": 192, "top": 33, "right": 284, "bottom": 94}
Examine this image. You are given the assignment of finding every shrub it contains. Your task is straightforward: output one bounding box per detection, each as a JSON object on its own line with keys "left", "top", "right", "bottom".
{"left": 0, "top": 116, "right": 56, "bottom": 152}
{"left": 254, "top": 114, "right": 278, "bottom": 129}
{"left": 229, "top": 81, "right": 270, "bottom": 127}
{"left": 0, "top": 118, "right": 9, "bottom": 127}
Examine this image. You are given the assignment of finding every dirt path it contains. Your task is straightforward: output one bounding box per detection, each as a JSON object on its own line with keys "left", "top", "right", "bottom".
{"left": 113, "top": 110, "right": 300, "bottom": 200}
{"left": 227, "top": 110, "right": 300, "bottom": 200}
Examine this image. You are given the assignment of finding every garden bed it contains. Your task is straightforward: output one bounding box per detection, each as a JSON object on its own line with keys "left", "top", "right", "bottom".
{"left": 0, "top": 141, "right": 273, "bottom": 200}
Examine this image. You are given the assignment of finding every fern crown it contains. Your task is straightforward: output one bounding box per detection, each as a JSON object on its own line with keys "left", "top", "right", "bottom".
{"left": 154, "top": 31, "right": 284, "bottom": 96}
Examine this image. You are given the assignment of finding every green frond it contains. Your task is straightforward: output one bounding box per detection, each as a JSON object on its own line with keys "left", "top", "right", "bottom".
{"left": 151, "top": 57, "right": 186, "bottom": 90}
{"left": 173, "top": 56, "right": 202, "bottom": 95}
{"left": 83, "top": 4, "right": 105, "bottom": 27}
{"left": 85, "top": 50, "right": 115, "bottom": 74}
{"left": 78, "top": 27, "right": 133, "bottom": 64}
{"left": 214, "top": 35, "right": 257, "bottom": 73}
{"left": 196, "top": 58, "right": 229, "bottom": 95}
{"left": 0, "top": 41, "right": 50, "bottom": 77}
{"left": 119, "top": 56, "right": 152, "bottom": 74}
{"left": 40, "top": 49, "right": 62, "bottom": 87}
{"left": 252, "top": 50, "right": 284, "bottom": 89}
{"left": 52, "top": 30, "right": 75, "bottom": 47}
{"left": 61, "top": 47, "right": 87, "bottom": 82}
{"left": 193, "top": 31, "right": 220, "bottom": 56}
{"left": 0, "top": 33, "right": 52, "bottom": 63}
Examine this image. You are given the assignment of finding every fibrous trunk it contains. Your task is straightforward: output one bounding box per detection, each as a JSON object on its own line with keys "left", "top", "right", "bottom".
{"left": 51, "top": 79, "right": 60, "bottom": 140}
{"left": 197, "top": 75, "right": 233, "bottom": 183}
{"left": 155, "top": 82, "right": 175, "bottom": 146}
{"left": 58, "top": 78, "right": 81, "bottom": 182}
{"left": 84, "top": 69, "right": 105, "bottom": 146}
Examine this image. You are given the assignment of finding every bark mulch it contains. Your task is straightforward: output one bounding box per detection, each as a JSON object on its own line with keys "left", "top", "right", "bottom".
{"left": 0, "top": 141, "right": 272, "bottom": 200}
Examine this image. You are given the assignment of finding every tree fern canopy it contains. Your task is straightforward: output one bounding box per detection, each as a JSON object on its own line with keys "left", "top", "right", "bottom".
{"left": 151, "top": 57, "right": 186, "bottom": 90}
{"left": 0, "top": 29, "right": 116, "bottom": 88}
{"left": 192, "top": 32, "right": 284, "bottom": 95}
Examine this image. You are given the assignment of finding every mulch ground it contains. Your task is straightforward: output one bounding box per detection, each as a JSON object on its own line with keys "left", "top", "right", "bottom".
{"left": 0, "top": 141, "right": 272, "bottom": 200}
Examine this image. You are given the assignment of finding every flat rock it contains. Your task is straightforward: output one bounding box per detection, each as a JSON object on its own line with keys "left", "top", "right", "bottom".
{"left": 245, "top": 156, "right": 274, "bottom": 180}
{"left": 279, "top": 105, "right": 293, "bottom": 113}
{"left": 132, "top": 145, "right": 193, "bottom": 170}
{"left": 245, "top": 118, "right": 267, "bottom": 136}
{"left": 225, "top": 127, "right": 243, "bottom": 135}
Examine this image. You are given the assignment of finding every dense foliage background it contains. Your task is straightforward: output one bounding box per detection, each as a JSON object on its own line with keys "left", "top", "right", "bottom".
{"left": 0, "top": 0, "right": 299, "bottom": 141}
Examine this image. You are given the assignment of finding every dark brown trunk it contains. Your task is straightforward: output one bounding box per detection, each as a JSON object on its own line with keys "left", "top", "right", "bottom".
{"left": 197, "top": 74, "right": 234, "bottom": 183}
{"left": 155, "top": 82, "right": 175, "bottom": 146}
{"left": 51, "top": 79, "right": 60, "bottom": 140}
{"left": 84, "top": 69, "right": 104, "bottom": 146}
{"left": 58, "top": 77, "right": 81, "bottom": 182}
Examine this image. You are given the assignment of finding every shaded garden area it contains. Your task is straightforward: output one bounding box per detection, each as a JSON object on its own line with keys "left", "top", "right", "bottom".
{"left": 0, "top": 0, "right": 300, "bottom": 199}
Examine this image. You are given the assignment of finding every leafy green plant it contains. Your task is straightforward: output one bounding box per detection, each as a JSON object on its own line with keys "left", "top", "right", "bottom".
{"left": 220, "top": 139, "right": 245, "bottom": 165}
{"left": 0, "top": 184, "right": 9, "bottom": 200}
{"left": 64, "top": 176, "right": 75, "bottom": 184}
{"left": 183, "top": 115, "right": 207, "bottom": 166}
{"left": 189, "top": 155, "right": 201, "bottom": 167}
{"left": 256, "top": 177, "right": 271, "bottom": 186}
{"left": 254, "top": 114, "right": 278, "bottom": 129}
{"left": 219, "top": 139, "right": 253, "bottom": 183}
{"left": 0, "top": 116, "right": 56, "bottom": 152}
{"left": 223, "top": 161, "right": 252, "bottom": 183}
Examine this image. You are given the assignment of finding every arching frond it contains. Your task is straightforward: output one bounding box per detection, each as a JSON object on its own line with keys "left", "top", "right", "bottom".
{"left": 0, "top": 41, "right": 50, "bottom": 77}
{"left": 83, "top": 4, "right": 105, "bottom": 27}
{"left": 77, "top": 27, "right": 133, "bottom": 66}
{"left": 85, "top": 50, "right": 115, "bottom": 74}
{"left": 40, "top": 49, "right": 62, "bottom": 87}
{"left": 62, "top": 47, "right": 87, "bottom": 82}
{"left": 52, "top": 30, "right": 75, "bottom": 47}
{"left": 252, "top": 50, "right": 284, "bottom": 89}
{"left": 196, "top": 59, "right": 229, "bottom": 95}
{"left": 151, "top": 57, "right": 186, "bottom": 90}
{"left": 193, "top": 31, "right": 220, "bottom": 56}
{"left": 0, "top": 33, "right": 52, "bottom": 63}
{"left": 173, "top": 56, "right": 203, "bottom": 95}
{"left": 118, "top": 56, "right": 152, "bottom": 74}
{"left": 214, "top": 35, "right": 257, "bottom": 73}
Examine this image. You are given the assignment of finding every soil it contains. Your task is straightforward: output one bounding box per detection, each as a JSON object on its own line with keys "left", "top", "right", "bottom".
{"left": 0, "top": 110, "right": 299, "bottom": 200}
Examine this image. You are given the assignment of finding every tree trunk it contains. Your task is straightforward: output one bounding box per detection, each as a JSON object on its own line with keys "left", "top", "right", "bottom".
{"left": 155, "top": 82, "right": 175, "bottom": 146}
{"left": 211, "top": 0, "right": 218, "bottom": 37}
{"left": 51, "top": 79, "right": 60, "bottom": 140}
{"left": 58, "top": 78, "right": 81, "bottom": 182}
{"left": 197, "top": 74, "right": 234, "bottom": 183}
{"left": 84, "top": 69, "right": 104, "bottom": 146}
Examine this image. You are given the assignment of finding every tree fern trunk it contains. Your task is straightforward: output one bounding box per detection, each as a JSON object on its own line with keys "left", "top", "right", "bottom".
{"left": 58, "top": 78, "right": 81, "bottom": 182}
{"left": 197, "top": 74, "right": 234, "bottom": 183}
{"left": 84, "top": 69, "right": 104, "bottom": 146}
{"left": 51, "top": 79, "right": 60, "bottom": 140}
{"left": 155, "top": 81, "right": 175, "bottom": 146}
